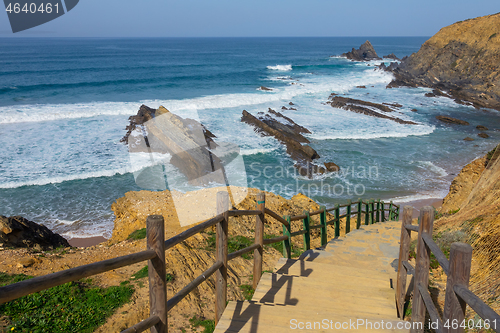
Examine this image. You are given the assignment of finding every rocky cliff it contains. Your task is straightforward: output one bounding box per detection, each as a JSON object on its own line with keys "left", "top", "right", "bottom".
{"left": 435, "top": 144, "right": 500, "bottom": 312}
{"left": 387, "top": 13, "right": 500, "bottom": 110}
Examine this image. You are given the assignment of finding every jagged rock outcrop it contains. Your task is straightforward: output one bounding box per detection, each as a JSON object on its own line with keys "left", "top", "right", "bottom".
{"left": 386, "top": 13, "right": 500, "bottom": 111}
{"left": 342, "top": 41, "right": 381, "bottom": 61}
{"left": 241, "top": 110, "right": 334, "bottom": 177}
{"left": 0, "top": 216, "right": 70, "bottom": 250}
{"left": 383, "top": 53, "right": 400, "bottom": 60}
{"left": 122, "top": 105, "right": 226, "bottom": 186}
{"left": 327, "top": 96, "right": 417, "bottom": 125}
{"left": 436, "top": 115, "right": 470, "bottom": 125}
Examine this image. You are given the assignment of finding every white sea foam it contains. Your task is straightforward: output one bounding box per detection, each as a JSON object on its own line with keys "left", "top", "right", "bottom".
{"left": 267, "top": 64, "right": 292, "bottom": 71}
{"left": 416, "top": 161, "right": 448, "bottom": 177}
{"left": 240, "top": 148, "right": 277, "bottom": 156}
{"left": 390, "top": 191, "right": 448, "bottom": 204}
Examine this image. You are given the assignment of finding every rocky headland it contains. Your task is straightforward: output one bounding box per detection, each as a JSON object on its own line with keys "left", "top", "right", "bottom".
{"left": 383, "top": 13, "right": 500, "bottom": 111}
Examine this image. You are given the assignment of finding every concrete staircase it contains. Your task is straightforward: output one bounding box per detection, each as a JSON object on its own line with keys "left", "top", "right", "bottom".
{"left": 214, "top": 220, "right": 410, "bottom": 332}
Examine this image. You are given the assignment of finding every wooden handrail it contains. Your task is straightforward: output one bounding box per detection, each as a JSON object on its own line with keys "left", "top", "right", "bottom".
{"left": 0, "top": 192, "right": 401, "bottom": 333}
{"left": 421, "top": 233, "right": 450, "bottom": 275}
{"left": 168, "top": 261, "right": 223, "bottom": 310}
{"left": 164, "top": 213, "right": 224, "bottom": 250}
{"left": 453, "top": 285, "right": 500, "bottom": 332}
{"left": 121, "top": 316, "right": 160, "bottom": 333}
{"left": 0, "top": 249, "right": 157, "bottom": 304}
{"left": 262, "top": 235, "right": 288, "bottom": 245}
{"left": 228, "top": 244, "right": 260, "bottom": 261}
{"left": 395, "top": 205, "right": 500, "bottom": 333}
{"left": 228, "top": 209, "right": 261, "bottom": 217}
{"left": 264, "top": 208, "right": 290, "bottom": 227}
{"left": 417, "top": 284, "right": 443, "bottom": 333}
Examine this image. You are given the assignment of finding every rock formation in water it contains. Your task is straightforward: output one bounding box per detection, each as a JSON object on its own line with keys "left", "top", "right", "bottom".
{"left": 342, "top": 41, "right": 381, "bottom": 61}
{"left": 327, "top": 96, "right": 417, "bottom": 125}
{"left": 122, "top": 105, "right": 229, "bottom": 186}
{"left": 241, "top": 109, "right": 337, "bottom": 177}
{"left": 385, "top": 13, "right": 500, "bottom": 111}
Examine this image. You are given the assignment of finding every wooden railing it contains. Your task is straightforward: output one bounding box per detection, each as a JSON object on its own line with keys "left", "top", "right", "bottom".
{"left": 0, "top": 193, "right": 399, "bottom": 333}
{"left": 396, "top": 206, "right": 500, "bottom": 333}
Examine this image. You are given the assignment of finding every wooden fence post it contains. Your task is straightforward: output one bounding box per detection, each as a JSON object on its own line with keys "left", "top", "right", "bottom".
{"left": 283, "top": 216, "right": 292, "bottom": 259}
{"left": 381, "top": 201, "right": 386, "bottom": 222}
{"left": 253, "top": 192, "right": 265, "bottom": 290}
{"left": 376, "top": 200, "right": 381, "bottom": 223}
{"left": 334, "top": 204, "right": 340, "bottom": 237}
{"left": 302, "top": 210, "right": 311, "bottom": 251}
{"left": 370, "top": 199, "right": 375, "bottom": 224}
{"left": 357, "top": 199, "right": 362, "bottom": 229}
{"left": 389, "top": 201, "right": 394, "bottom": 221}
{"left": 147, "top": 215, "right": 167, "bottom": 333}
{"left": 443, "top": 243, "right": 473, "bottom": 333}
{"left": 319, "top": 206, "right": 327, "bottom": 247}
{"left": 346, "top": 200, "right": 352, "bottom": 234}
{"left": 396, "top": 206, "right": 413, "bottom": 319}
{"left": 365, "top": 201, "right": 370, "bottom": 226}
{"left": 215, "top": 191, "right": 229, "bottom": 324}
{"left": 411, "top": 206, "right": 435, "bottom": 333}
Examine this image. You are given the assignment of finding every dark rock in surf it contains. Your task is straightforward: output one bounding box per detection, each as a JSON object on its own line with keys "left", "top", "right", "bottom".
{"left": 327, "top": 96, "right": 417, "bottom": 125}
{"left": 0, "top": 216, "right": 70, "bottom": 250}
{"left": 342, "top": 41, "right": 381, "bottom": 61}
{"left": 436, "top": 115, "right": 470, "bottom": 126}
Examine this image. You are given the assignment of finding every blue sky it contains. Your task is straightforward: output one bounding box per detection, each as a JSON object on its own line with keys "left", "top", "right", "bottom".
{"left": 1, "top": 0, "right": 498, "bottom": 37}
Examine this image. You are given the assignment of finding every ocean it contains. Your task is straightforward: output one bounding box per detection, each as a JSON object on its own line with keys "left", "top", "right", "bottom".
{"left": 0, "top": 37, "right": 499, "bottom": 240}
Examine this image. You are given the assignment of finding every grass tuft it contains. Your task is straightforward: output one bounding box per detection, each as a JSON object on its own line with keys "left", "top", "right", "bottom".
{"left": 0, "top": 272, "right": 133, "bottom": 333}
{"left": 189, "top": 315, "right": 215, "bottom": 333}
{"left": 127, "top": 228, "right": 147, "bottom": 241}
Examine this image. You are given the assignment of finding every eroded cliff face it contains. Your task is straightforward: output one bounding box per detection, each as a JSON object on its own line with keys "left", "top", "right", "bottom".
{"left": 388, "top": 13, "right": 500, "bottom": 110}
{"left": 435, "top": 144, "right": 500, "bottom": 312}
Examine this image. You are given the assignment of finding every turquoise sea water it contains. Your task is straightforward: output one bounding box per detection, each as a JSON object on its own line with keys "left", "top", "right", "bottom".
{"left": 0, "top": 37, "right": 499, "bottom": 239}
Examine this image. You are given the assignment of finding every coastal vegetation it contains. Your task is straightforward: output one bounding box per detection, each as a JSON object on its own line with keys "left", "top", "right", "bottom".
{"left": 0, "top": 273, "right": 134, "bottom": 332}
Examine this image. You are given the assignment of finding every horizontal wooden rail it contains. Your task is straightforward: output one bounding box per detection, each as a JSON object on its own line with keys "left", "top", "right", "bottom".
{"left": 421, "top": 233, "right": 450, "bottom": 275}
{"left": 290, "top": 229, "right": 307, "bottom": 237}
{"left": 227, "top": 209, "right": 261, "bottom": 217}
{"left": 264, "top": 208, "right": 289, "bottom": 227}
{"left": 167, "top": 261, "right": 223, "bottom": 310}
{"left": 454, "top": 285, "right": 500, "bottom": 333}
{"left": 402, "top": 261, "right": 415, "bottom": 275}
{"left": 309, "top": 224, "right": 323, "bottom": 230}
{"left": 417, "top": 284, "right": 443, "bottom": 333}
{"left": 405, "top": 224, "right": 419, "bottom": 232}
{"left": 164, "top": 214, "right": 224, "bottom": 250}
{"left": 263, "top": 235, "right": 288, "bottom": 245}
{"left": 228, "top": 244, "right": 260, "bottom": 261}
{"left": 309, "top": 208, "right": 324, "bottom": 216}
{"left": 121, "top": 315, "right": 160, "bottom": 333}
{"left": 0, "top": 249, "right": 157, "bottom": 304}
{"left": 289, "top": 214, "right": 307, "bottom": 221}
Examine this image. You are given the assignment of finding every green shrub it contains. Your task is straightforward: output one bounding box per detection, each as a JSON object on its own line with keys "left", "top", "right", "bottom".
{"left": 0, "top": 273, "right": 133, "bottom": 333}
{"left": 132, "top": 266, "right": 148, "bottom": 280}
{"left": 127, "top": 228, "right": 147, "bottom": 240}
{"left": 189, "top": 315, "right": 215, "bottom": 333}
{"left": 239, "top": 284, "right": 255, "bottom": 301}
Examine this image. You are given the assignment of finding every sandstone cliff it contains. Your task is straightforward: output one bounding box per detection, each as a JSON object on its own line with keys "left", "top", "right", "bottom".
{"left": 435, "top": 143, "right": 500, "bottom": 312}
{"left": 387, "top": 13, "right": 500, "bottom": 110}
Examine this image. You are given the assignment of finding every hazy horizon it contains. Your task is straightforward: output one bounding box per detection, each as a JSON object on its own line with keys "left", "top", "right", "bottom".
{"left": 1, "top": 0, "right": 498, "bottom": 37}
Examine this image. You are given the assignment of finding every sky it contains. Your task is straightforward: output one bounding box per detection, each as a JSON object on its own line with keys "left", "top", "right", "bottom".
{"left": 0, "top": 0, "right": 499, "bottom": 37}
